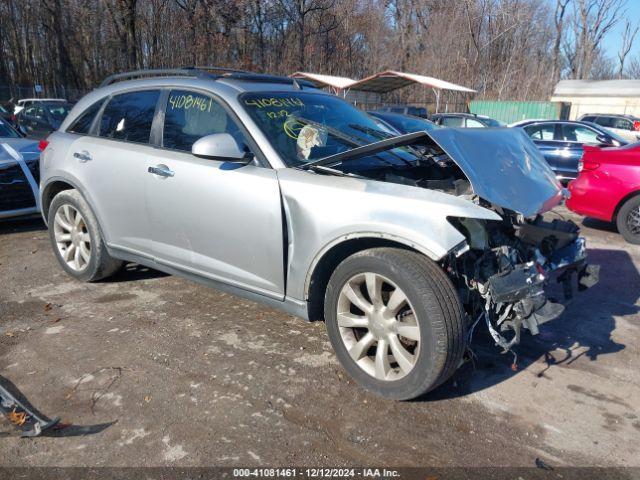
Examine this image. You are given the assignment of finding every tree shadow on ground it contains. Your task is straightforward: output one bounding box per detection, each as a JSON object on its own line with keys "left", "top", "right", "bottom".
{"left": 423, "top": 248, "right": 637, "bottom": 401}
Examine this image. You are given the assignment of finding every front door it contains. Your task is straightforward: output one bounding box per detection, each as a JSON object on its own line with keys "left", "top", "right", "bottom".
{"left": 146, "top": 89, "right": 285, "bottom": 298}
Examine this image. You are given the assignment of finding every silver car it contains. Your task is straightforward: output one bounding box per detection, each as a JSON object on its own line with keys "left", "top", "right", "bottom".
{"left": 39, "top": 68, "right": 597, "bottom": 400}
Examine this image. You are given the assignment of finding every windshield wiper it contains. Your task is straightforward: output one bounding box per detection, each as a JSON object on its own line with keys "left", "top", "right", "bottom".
{"left": 348, "top": 123, "right": 394, "bottom": 139}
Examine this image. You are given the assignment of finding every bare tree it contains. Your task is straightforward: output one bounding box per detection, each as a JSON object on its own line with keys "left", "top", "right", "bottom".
{"left": 551, "top": 0, "right": 570, "bottom": 85}
{"left": 617, "top": 19, "right": 639, "bottom": 78}
{"left": 566, "top": 0, "right": 624, "bottom": 79}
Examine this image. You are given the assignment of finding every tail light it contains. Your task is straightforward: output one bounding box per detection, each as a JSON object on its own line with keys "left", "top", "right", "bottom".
{"left": 578, "top": 160, "right": 600, "bottom": 172}
{"left": 634, "top": 121, "right": 640, "bottom": 132}
{"left": 38, "top": 140, "right": 49, "bottom": 152}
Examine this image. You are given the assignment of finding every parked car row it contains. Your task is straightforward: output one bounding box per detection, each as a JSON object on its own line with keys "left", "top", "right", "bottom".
{"left": 0, "top": 117, "right": 41, "bottom": 219}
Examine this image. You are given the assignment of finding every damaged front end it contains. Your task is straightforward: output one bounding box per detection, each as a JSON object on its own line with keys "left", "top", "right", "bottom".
{"left": 306, "top": 127, "right": 600, "bottom": 354}
{"left": 445, "top": 214, "right": 599, "bottom": 354}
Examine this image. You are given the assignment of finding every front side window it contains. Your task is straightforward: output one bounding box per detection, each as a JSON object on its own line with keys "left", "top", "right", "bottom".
{"left": 241, "top": 91, "right": 420, "bottom": 169}
{"left": 99, "top": 90, "right": 160, "bottom": 144}
{"left": 560, "top": 124, "right": 599, "bottom": 143}
{"left": 162, "top": 90, "right": 245, "bottom": 152}
{"left": 466, "top": 118, "right": 485, "bottom": 128}
{"left": 67, "top": 100, "right": 104, "bottom": 135}
{"left": 524, "top": 124, "right": 555, "bottom": 140}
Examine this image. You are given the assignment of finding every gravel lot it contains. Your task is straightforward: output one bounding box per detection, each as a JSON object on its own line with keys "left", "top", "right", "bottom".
{"left": 1, "top": 207, "right": 639, "bottom": 468}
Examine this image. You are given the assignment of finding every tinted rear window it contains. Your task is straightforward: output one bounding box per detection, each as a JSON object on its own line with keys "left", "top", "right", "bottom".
{"left": 67, "top": 101, "right": 104, "bottom": 135}
{"left": 99, "top": 90, "right": 160, "bottom": 143}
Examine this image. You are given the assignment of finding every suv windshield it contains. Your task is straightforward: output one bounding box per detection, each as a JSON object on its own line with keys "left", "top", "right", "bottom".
{"left": 241, "top": 92, "right": 420, "bottom": 169}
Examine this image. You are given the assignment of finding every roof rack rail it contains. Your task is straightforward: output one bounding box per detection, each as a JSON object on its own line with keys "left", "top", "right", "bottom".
{"left": 99, "top": 68, "right": 203, "bottom": 88}
{"left": 99, "top": 66, "right": 317, "bottom": 89}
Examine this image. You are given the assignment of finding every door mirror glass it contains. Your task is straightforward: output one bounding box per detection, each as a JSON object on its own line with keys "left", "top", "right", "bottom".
{"left": 596, "top": 134, "right": 611, "bottom": 145}
{"left": 192, "top": 133, "right": 251, "bottom": 163}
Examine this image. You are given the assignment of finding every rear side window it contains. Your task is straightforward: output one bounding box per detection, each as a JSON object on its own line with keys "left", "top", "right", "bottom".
{"left": 162, "top": 89, "right": 245, "bottom": 152}
{"left": 524, "top": 124, "right": 555, "bottom": 140}
{"left": 595, "top": 116, "right": 615, "bottom": 128}
{"left": 24, "top": 104, "right": 45, "bottom": 120}
{"left": 441, "top": 116, "right": 464, "bottom": 127}
{"left": 67, "top": 101, "right": 104, "bottom": 135}
{"left": 612, "top": 118, "right": 632, "bottom": 130}
{"left": 581, "top": 116, "right": 595, "bottom": 122}
{"left": 99, "top": 90, "right": 160, "bottom": 144}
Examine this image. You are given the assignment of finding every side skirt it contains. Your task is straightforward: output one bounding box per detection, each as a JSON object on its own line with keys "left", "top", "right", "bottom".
{"left": 106, "top": 246, "right": 311, "bottom": 321}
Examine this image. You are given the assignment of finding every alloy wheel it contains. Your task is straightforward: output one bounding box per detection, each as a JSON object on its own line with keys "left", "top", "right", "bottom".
{"left": 626, "top": 205, "right": 640, "bottom": 235}
{"left": 53, "top": 204, "right": 91, "bottom": 271}
{"left": 336, "top": 272, "right": 420, "bottom": 381}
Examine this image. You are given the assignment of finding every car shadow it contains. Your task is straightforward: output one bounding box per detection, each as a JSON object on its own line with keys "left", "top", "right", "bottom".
{"left": 422, "top": 248, "right": 637, "bottom": 402}
{"left": 103, "top": 263, "right": 169, "bottom": 283}
{"left": 0, "top": 375, "right": 115, "bottom": 437}
{"left": 0, "top": 216, "right": 46, "bottom": 235}
{"left": 581, "top": 217, "right": 618, "bottom": 234}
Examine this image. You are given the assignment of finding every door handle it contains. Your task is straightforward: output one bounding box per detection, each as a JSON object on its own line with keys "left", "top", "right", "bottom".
{"left": 73, "top": 151, "right": 92, "bottom": 162}
{"left": 148, "top": 165, "right": 174, "bottom": 177}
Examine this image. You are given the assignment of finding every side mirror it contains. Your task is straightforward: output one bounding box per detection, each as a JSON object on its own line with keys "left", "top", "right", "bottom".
{"left": 596, "top": 134, "right": 611, "bottom": 145}
{"left": 192, "top": 133, "right": 252, "bottom": 164}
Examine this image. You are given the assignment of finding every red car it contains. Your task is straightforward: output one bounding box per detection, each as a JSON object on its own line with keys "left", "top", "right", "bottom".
{"left": 567, "top": 142, "right": 640, "bottom": 244}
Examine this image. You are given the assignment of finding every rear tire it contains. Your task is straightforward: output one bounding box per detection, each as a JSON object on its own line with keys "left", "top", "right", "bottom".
{"left": 48, "top": 189, "right": 123, "bottom": 282}
{"left": 616, "top": 195, "right": 640, "bottom": 245}
{"left": 324, "top": 247, "right": 466, "bottom": 400}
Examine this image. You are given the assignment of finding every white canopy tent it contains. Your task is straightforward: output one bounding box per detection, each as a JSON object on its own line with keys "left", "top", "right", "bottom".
{"left": 348, "top": 70, "right": 476, "bottom": 112}
{"left": 289, "top": 72, "right": 357, "bottom": 95}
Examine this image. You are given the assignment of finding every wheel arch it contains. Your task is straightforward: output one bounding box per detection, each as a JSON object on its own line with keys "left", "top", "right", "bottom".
{"left": 41, "top": 179, "right": 76, "bottom": 225}
{"left": 613, "top": 189, "right": 640, "bottom": 222}
{"left": 304, "top": 234, "right": 439, "bottom": 322}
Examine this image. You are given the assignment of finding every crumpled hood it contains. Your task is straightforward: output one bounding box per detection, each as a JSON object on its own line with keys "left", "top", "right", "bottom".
{"left": 427, "top": 128, "right": 564, "bottom": 217}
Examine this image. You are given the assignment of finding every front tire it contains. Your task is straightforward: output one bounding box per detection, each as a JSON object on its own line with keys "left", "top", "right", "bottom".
{"left": 616, "top": 195, "right": 640, "bottom": 245}
{"left": 324, "top": 248, "right": 466, "bottom": 400}
{"left": 48, "top": 189, "right": 123, "bottom": 282}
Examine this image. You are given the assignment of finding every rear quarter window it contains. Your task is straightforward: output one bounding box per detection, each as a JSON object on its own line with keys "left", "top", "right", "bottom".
{"left": 67, "top": 100, "right": 105, "bottom": 135}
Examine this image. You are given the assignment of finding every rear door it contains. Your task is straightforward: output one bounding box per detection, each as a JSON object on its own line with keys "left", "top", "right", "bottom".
{"left": 146, "top": 89, "right": 285, "bottom": 298}
{"left": 522, "top": 123, "right": 560, "bottom": 171}
{"left": 66, "top": 89, "right": 161, "bottom": 256}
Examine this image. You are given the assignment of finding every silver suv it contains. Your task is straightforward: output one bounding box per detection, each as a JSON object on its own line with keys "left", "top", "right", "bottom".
{"left": 40, "top": 68, "right": 597, "bottom": 400}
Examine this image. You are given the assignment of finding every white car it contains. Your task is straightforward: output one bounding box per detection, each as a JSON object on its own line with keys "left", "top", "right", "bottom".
{"left": 578, "top": 114, "right": 640, "bottom": 143}
{"left": 13, "top": 98, "right": 67, "bottom": 115}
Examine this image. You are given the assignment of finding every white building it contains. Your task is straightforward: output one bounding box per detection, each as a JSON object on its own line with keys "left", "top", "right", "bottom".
{"left": 551, "top": 79, "right": 640, "bottom": 119}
